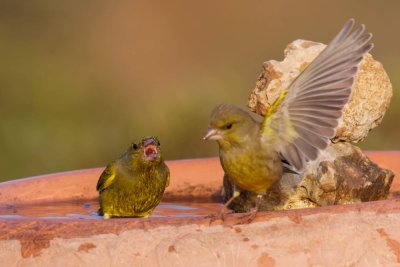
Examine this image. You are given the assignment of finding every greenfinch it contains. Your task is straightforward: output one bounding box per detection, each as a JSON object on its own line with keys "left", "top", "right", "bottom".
{"left": 96, "top": 136, "right": 170, "bottom": 218}
{"left": 204, "top": 19, "right": 373, "bottom": 220}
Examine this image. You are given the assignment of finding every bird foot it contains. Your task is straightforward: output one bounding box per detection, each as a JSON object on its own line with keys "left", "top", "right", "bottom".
{"left": 207, "top": 207, "right": 234, "bottom": 224}
{"left": 236, "top": 208, "right": 258, "bottom": 224}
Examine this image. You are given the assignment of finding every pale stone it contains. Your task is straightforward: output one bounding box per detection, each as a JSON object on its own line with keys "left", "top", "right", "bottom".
{"left": 248, "top": 39, "right": 393, "bottom": 142}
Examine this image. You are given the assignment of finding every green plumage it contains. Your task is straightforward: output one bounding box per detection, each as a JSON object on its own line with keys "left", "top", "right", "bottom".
{"left": 206, "top": 105, "right": 282, "bottom": 194}
{"left": 96, "top": 137, "right": 170, "bottom": 218}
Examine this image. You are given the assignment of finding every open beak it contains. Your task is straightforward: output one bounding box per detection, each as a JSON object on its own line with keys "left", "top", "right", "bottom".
{"left": 143, "top": 138, "right": 158, "bottom": 161}
{"left": 203, "top": 127, "right": 223, "bottom": 141}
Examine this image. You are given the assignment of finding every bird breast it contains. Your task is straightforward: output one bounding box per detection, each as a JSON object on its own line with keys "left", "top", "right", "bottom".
{"left": 220, "top": 144, "right": 282, "bottom": 194}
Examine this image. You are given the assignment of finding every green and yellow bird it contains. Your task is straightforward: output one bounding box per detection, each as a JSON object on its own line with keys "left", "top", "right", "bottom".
{"left": 204, "top": 19, "right": 373, "bottom": 219}
{"left": 96, "top": 136, "right": 170, "bottom": 218}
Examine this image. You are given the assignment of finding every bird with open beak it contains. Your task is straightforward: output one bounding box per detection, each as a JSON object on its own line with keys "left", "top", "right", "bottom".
{"left": 96, "top": 136, "right": 170, "bottom": 218}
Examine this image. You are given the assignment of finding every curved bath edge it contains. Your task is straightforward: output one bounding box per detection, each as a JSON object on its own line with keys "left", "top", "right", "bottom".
{"left": 0, "top": 152, "right": 398, "bottom": 205}
{"left": 0, "top": 152, "right": 399, "bottom": 265}
{"left": 1, "top": 198, "right": 400, "bottom": 264}
{"left": 0, "top": 157, "right": 225, "bottom": 205}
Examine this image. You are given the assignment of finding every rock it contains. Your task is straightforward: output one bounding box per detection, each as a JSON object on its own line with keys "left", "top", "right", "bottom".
{"left": 223, "top": 142, "right": 394, "bottom": 212}
{"left": 247, "top": 39, "right": 393, "bottom": 143}
{"left": 239, "top": 39, "right": 395, "bottom": 212}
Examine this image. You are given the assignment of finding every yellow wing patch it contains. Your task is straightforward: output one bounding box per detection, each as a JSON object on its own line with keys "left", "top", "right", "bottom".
{"left": 165, "top": 172, "right": 170, "bottom": 188}
{"left": 263, "top": 89, "right": 288, "bottom": 123}
{"left": 261, "top": 88, "right": 298, "bottom": 145}
{"left": 102, "top": 172, "right": 116, "bottom": 189}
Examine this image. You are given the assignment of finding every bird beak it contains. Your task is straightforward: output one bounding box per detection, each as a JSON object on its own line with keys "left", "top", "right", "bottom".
{"left": 203, "top": 127, "right": 223, "bottom": 141}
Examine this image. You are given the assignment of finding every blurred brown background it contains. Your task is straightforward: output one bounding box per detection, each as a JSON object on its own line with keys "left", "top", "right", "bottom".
{"left": 1, "top": 1, "right": 399, "bottom": 181}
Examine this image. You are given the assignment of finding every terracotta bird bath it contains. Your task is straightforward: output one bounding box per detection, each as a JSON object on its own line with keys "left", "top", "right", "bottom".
{"left": 0, "top": 152, "right": 399, "bottom": 266}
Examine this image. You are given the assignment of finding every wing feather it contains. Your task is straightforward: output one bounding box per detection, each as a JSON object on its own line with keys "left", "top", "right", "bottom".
{"left": 96, "top": 162, "right": 117, "bottom": 193}
{"left": 262, "top": 19, "right": 373, "bottom": 171}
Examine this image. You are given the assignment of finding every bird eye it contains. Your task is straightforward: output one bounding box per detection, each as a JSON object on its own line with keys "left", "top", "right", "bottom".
{"left": 132, "top": 143, "right": 139, "bottom": 150}
{"left": 225, "top": 123, "right": 233, "bottom": 130}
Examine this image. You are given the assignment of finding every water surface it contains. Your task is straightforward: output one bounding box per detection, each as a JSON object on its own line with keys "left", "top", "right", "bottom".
{"left": 0, "top": 199, "right": 223, "bottom": 219}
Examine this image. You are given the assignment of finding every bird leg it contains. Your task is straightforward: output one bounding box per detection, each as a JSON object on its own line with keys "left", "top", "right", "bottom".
{"left": 208, "top": 189, "right": 240, "bottom": 223}
{"left": 238, "top": 194, "right": 263, "bottom": 224}
{"left": 220, "top": 189, "right": 241, "bottom": 220}
{"left": 224, "top": 190, "right": 240, "bottom": 208}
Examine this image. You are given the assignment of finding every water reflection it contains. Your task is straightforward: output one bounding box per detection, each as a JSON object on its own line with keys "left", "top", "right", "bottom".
{"left": 0, "top": 199, "right": 222, "bottom": 219}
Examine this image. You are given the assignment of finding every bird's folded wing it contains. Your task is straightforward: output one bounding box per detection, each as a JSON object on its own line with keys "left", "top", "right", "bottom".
{"left": 261, "top": 19, "right": 373, "bottom": 172}
{"left": 96, "top": 162, "right": 117, "bottom": 192}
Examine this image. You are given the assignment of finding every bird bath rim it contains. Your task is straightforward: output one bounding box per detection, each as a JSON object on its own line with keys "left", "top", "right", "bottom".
{"left": 0, "top": 151, "right": 399, "bottom": 264}
{"left": 0, "top": 151, "right": 398, "bottom": 223}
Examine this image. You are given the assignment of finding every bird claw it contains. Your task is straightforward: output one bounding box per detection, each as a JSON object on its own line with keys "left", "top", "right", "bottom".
{"left": 236, "top": 208, "right": 258, "bottom": 224}
{"left": 207, "top": 208, "right": 234, "bottom": 224}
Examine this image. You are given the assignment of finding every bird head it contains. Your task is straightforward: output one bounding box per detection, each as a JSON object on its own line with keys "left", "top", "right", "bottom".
{"left": 203, "top": 103, "right": 257, "bottom": 147}
{"left": 128, "top": 136, "right": 163, "bottom": 166}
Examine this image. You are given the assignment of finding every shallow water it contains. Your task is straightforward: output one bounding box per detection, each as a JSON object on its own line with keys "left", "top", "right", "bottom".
{"left": 0, "top": 199, "right": 223, "bottom": 219}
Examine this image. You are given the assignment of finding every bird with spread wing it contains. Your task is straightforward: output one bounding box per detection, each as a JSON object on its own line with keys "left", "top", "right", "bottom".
{"left": 204, "top": 19, "right": 373, "bottom": 221}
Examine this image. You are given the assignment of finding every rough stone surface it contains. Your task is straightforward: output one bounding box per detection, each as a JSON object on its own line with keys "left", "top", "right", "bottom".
{"left": 224, "top": 142, "right": 394, "bottom": 212}
{"left": 248, "top": 39, "right": 393, "bottom": 143}
{"left": 1, "top": 200, "right": 400, "bottom": 266}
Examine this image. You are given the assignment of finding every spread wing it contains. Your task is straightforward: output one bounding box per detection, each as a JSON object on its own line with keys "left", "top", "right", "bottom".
{"left": 261, "top": 19, "right": 373, "bottom": 171}
{"left": 96, "top": 162, "right": 117, "bottom": 193}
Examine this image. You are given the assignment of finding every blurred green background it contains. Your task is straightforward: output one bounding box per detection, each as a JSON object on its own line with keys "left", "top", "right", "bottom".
{"left": 1, "top": 1, "right": 399, "bottom": 181}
